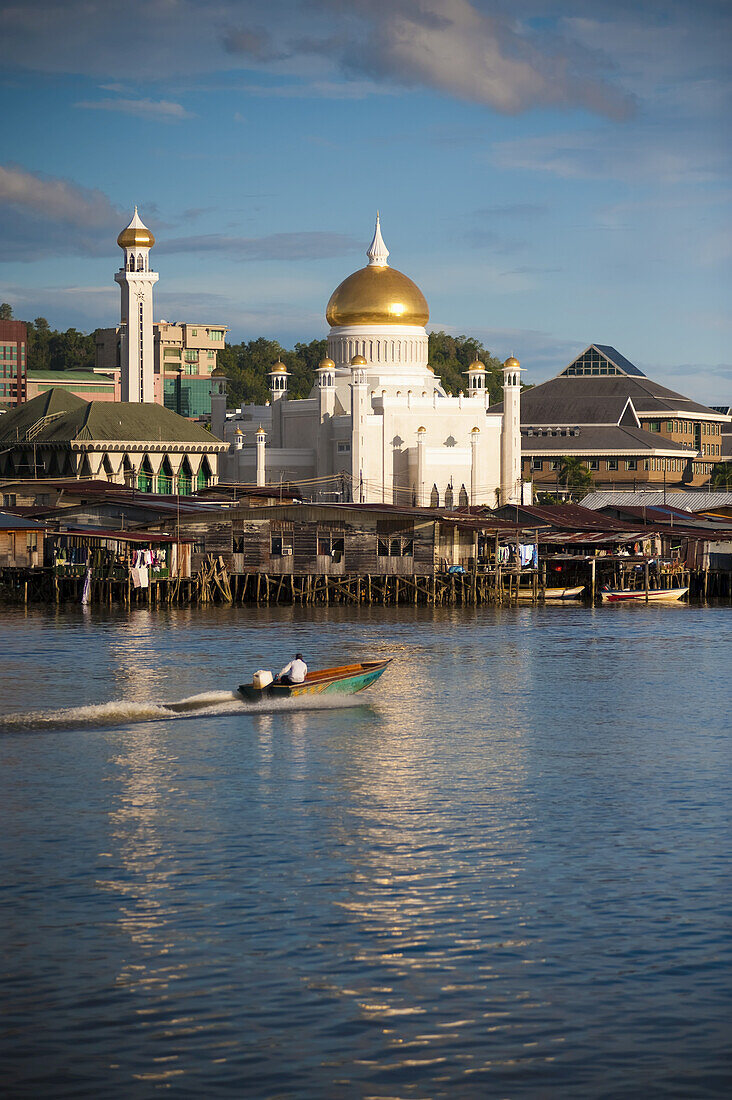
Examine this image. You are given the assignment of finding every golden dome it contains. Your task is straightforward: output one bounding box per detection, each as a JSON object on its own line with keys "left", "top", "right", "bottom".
{"left": 417, "top": 425, "right": 426, "bottom": 433}
{"left": 318, "top": 357, "right": 336, "bottom": 370}
{"left": 468, "top": 360, "right": 486, "bottom": 371}
{"left": 471, "top": 426, "right": 481, "bottom": 434}
{"left": 504, "top": 356, "right": 520, "bottom": 369}
{"left": 350, "top": 354, "right": 367, "bottom": 366}
{"left": 117, "top": 207, "right": 155, "bottom": 249}
{"left": 270, "top": 360, "right": 288, "bottom": 373}
{"left": 326, "top": 264, "right": 429, "bottom": 327}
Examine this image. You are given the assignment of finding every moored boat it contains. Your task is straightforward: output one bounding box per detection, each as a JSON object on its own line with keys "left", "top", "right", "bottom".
{"left": 517, "top": 585, "right": 585, "bottom": 601}
{"left": 600, "top": 586, "right": 689, "bottom": 603}
{"left": 238, "top": 659, "right": 392, "bottom": 701}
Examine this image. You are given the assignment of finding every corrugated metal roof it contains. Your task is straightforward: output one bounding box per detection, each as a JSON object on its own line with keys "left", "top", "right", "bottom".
{"left": 581, "top": 490, "right": 732, "bottom": 511}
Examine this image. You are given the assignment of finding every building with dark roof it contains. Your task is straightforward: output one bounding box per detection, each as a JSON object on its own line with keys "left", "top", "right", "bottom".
{"left": 488, "top": 344, "right": 730, "bottom": 493}
{"left": 25, "top": 369, "right": 119, "bottom": 403}
{"left": 0, "top": 388, "right": 228, "bottom": 491}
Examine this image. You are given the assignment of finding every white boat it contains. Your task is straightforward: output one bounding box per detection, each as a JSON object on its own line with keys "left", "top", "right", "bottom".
{"left": 600, "top": 586, "right": 689, "bottom": 603}
{"left": 517, "top": 585, "right": 585, "bottom": 600}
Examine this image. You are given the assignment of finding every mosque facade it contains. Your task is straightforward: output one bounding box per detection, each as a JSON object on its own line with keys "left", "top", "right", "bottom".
{"left": 214, "top": 217, "right": 524, "bottom": 506}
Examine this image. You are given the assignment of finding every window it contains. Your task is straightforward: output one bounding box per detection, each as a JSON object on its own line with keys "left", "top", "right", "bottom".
{"left": 233, "top": 535, "right": 245, "bottom": 553}
{"left": 191, "top": 329, "right": 197, "bottom": 336}
{"left": 625, "top": 459, "right": 637, "bottom": 471}
{"left": 185, "top": 350, "right": 198, "bottom": 362}
{"left": 647, "top": 420, "right": 661, "bottom": 432}
{"left": 378, "top": 536, "right": 413, "bottom": 557}
{"left": 271, "top": 533, "right": 293, "bottom": 556}
{"left": 644, "top": 459, "right": 650, "bottom": 471}
{"left": 588, "top": 459, "right": 599, "bottom": 471}
{"left": 551, "top": 460, "right": 561, "bottom": 471}
{"left": 531, "top": 458, "right": 543, "bottom": 470}
{"left": 317, "top": 532, "right": 344, "bottom": 558}
{"left": 2, "top": 494, "right": 16, "bottom": 507}
{"left": 207, "top": 350, "right": 214, "bottom": 359}
{"left": 337, "top": 441, "right": 351, "bottom": 454}
{"left": 607, "top": 459, "right": 618, "bottom": 470}
{"left": 666, "top": 421, "right": 674, "bottom": 431}
{"left": 209, "top": 330, "right": 224, "bottom": 341}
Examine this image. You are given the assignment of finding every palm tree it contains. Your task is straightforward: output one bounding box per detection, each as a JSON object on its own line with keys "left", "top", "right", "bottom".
{"left": 710, "top": 462, "right": 732, "bottom": 490}
{"left": 558, "top": 455, "right": 594, "bottom": 498}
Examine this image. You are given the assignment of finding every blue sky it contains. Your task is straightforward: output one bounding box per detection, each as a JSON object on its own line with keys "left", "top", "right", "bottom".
{"left": 0, "top": 0, "right": 729, "bottom": 402}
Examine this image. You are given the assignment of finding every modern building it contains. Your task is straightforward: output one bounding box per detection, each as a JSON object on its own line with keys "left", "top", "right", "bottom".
{"left": 489, "top": 344, "right": 730, "bottom": 492}
{"left": 0, "top": 389, "right": 228, "bottom": 490}
{"left": 94, "top": 211, "right": 228, "bottom": 418}
{"left": 0, "top": 319, "right": 28, "bottom": 407}
{"left": 216, "top": 216, "right": 523, "bottom": 506}
{"left": 25, "top": 369, "right": 119, "bottom": 403}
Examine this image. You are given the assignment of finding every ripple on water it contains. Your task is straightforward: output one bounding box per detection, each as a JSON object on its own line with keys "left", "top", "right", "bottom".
{"left": 0, "top": 604, "right": 730, "bottom": 1097}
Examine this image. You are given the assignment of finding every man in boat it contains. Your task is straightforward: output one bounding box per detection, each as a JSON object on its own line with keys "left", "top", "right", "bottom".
{"left": 276, "top": 653, "right": 307, "bottom": 685}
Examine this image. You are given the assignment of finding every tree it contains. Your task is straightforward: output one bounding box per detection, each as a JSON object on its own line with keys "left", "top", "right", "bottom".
{"left": 710, "top": 461, "right": 732, "bottom": 490}
{"left": 220, "top": 336, "right": 329, "bottom": 407}
{"left": 427, "top": 331, "right": 504, "bottom": 401}
{"left": 48, "top": 328, "right": 95, "bottom": 371}
{"left": 0, "top": 302, "right": 13, "bottom": 320}
{"left": 558, "top": 455, "right": 594, "bottom": 497}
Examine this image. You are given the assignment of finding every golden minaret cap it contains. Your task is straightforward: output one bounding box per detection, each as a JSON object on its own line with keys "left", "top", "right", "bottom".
{"left": 117, "top": 206, "right": 155, "bottom": 248}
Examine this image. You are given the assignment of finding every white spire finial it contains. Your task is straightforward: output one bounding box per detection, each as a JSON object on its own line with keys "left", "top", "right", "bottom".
{"left": 367, "top": 211, "right": 389, "bottom": 267}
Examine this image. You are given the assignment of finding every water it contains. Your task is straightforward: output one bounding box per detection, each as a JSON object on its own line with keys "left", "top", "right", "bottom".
{"left": 0, "top": 603, "right": 730, "bottom": 1098}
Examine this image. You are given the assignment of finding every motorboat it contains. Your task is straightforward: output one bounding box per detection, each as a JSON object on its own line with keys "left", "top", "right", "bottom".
{"left": 238, "top": 659, "right": 392, "bottom": 701}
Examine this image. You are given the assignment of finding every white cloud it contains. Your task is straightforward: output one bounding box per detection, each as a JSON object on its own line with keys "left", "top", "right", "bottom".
{"left": 76, "top": 97, "right": 194, "bottom": 121}
{"left": 158, "top": 231, "right": 361, "bottom": 261}
{"left": 493, "top": 129, "right": 728, "bottom": 185}
{"left": 0, "top": 164, "right": 124, "bottom": 259}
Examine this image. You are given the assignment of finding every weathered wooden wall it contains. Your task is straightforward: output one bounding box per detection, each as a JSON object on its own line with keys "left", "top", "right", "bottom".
{"left": 179, "top": 508, "right": 443, "bottom": 576}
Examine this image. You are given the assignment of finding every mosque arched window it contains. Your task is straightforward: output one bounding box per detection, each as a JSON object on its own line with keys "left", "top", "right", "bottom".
{"left": 128, "top": 254, "right": 135, "bottom": 271}
{"left": 137, "top": 254, "right": 144, "bottom": 271}
{"left": 430, "top": 484, "right": 439, "bottom": 508}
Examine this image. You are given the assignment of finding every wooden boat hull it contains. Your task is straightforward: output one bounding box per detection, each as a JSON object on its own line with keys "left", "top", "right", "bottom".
{"left": 600, "top": 587, "right": 689, "bottom": 603}
{"left": 238, "top": 659, "right": 391, "bottom": 701}
{"left": 517, "top": 585, "right": 585, "bottom": 600}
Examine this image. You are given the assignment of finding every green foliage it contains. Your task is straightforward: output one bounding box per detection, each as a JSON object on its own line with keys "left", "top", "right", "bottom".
{"left": 0, "top": 302, "right": 13, "bottom": 320}
{"left": 218, "top": 331, "right": 509, "bottom": 407}
{"left": 428, "top": 332, "right": 504, "bottom": 400}
{"left": 558, "top": 455, "right": 594, "bottom": 497}
{"left": 710, "top": 461, "right": 732, "bottom": 490}
{"left": 18, "top": 316, "right": 96, "bottom": 372}
{"left": 219, "top": 337, "right": 328, "bottom": 407}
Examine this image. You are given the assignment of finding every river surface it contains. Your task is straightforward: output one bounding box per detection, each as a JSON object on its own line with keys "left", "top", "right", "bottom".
{"left": 0, "top": 603, "right": 730, "bottom": 1098}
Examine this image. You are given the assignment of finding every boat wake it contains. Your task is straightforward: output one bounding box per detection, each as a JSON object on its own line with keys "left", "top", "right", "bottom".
{"left": 0, "top": 689, "right": 368, "bottom": 734}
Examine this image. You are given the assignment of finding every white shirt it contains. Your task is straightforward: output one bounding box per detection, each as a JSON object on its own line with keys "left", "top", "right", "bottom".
{"left": 278, "top": 658, "right": 307, "bottom": 683}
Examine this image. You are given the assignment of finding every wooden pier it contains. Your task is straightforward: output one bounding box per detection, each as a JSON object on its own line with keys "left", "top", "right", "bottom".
{"left": 2, "top": 559, "right": 730, "bottom": 608}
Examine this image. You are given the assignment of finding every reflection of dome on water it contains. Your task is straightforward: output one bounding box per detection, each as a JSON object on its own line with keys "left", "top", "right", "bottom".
{"left": 326, "top": 214, "right": 429, "bottom": 328}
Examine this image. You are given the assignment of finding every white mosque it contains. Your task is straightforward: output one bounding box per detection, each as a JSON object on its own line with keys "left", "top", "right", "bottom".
{"left": 214, "top": 216, "right": 525, "bottom": 506}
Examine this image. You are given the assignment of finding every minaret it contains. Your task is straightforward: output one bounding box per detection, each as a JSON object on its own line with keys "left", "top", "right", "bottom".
{"left": 500, "top": 356, "right": 523, "bottom": 505}
{"left": 366, "top": 211, "right": 389, "bottom": 267}
{"left": 350, "top": 354, "right": 368, "bottom": 503}
{"left": 115, "top": 208, "right": 159, "bottom": 403}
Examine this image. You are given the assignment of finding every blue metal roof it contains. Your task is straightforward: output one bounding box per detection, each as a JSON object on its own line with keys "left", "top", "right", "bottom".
{"left": 0, "top": 510, "right": 46, "bottom": 530}
{"left": 592, "top": 345, "right": 646, "bottom": 377}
